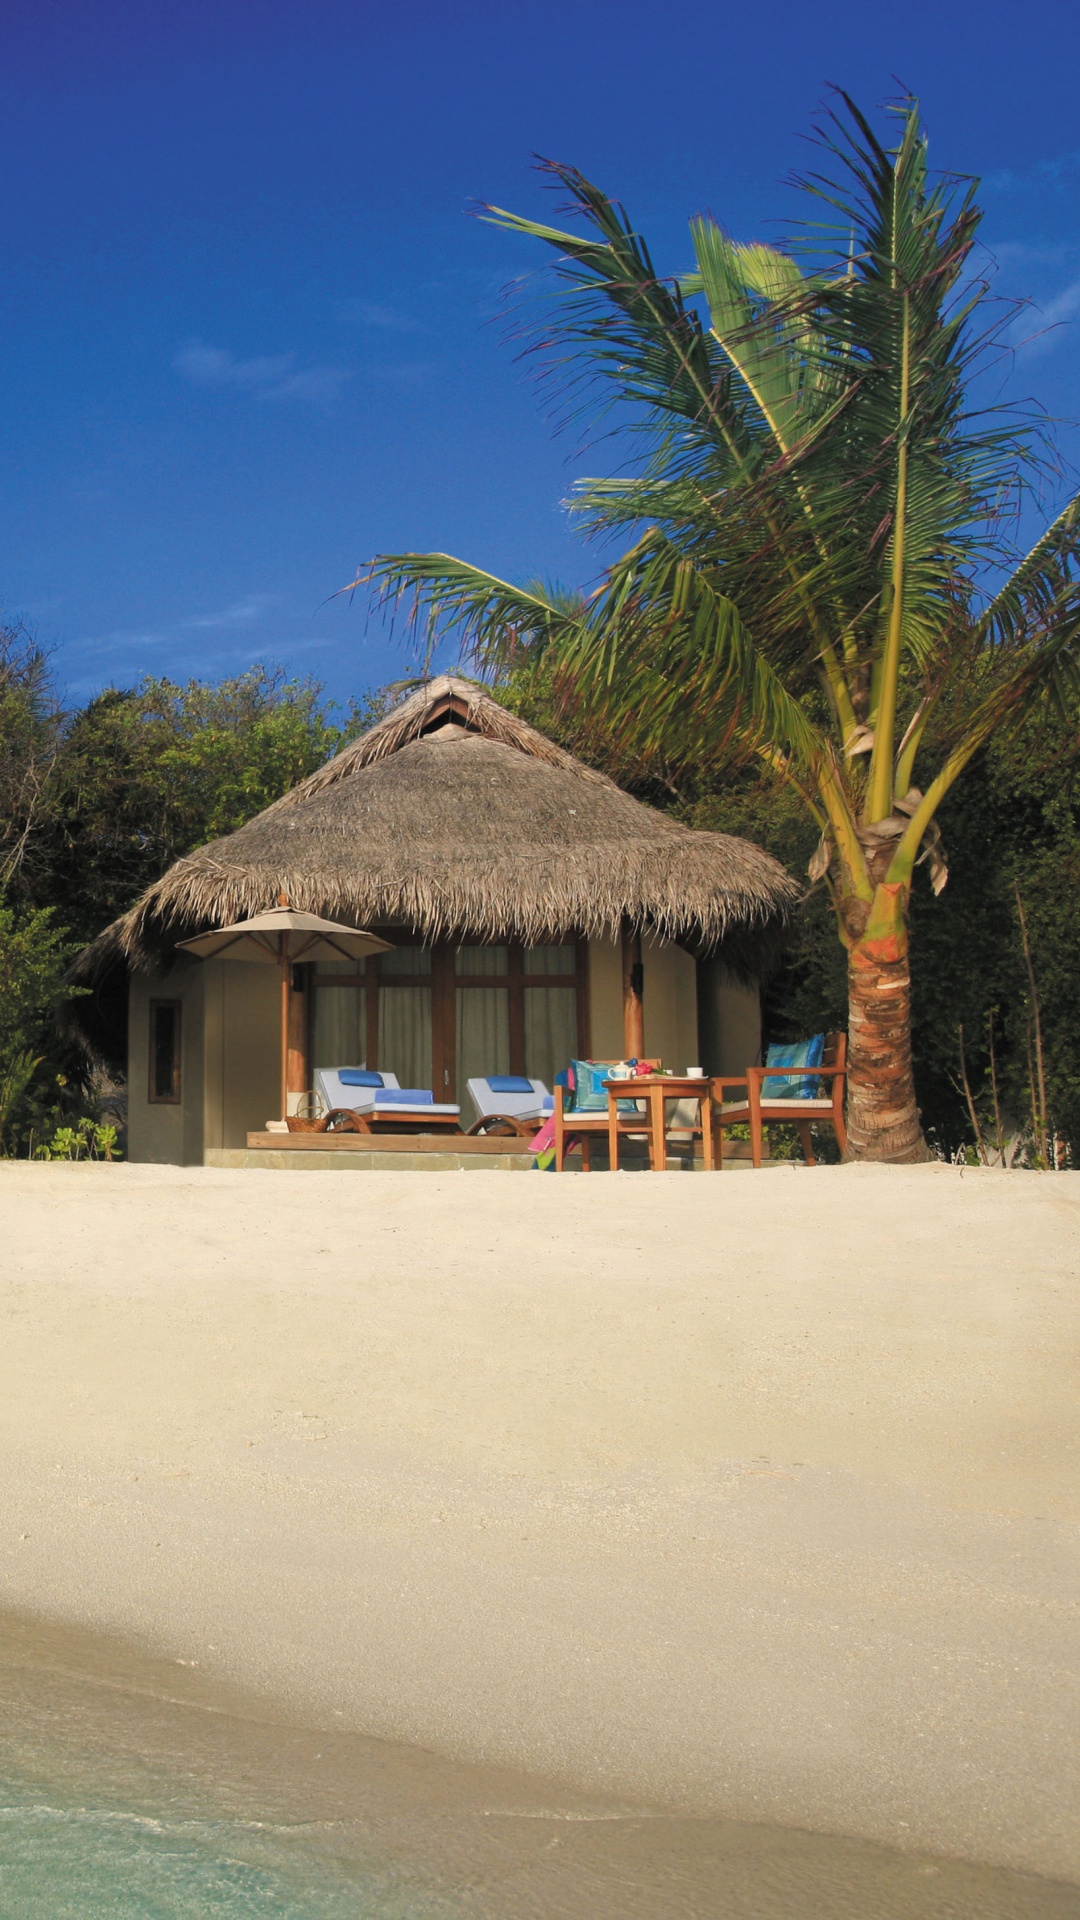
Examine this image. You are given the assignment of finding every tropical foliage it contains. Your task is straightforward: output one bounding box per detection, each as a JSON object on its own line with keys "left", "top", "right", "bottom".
{"left": 0, "top": 633, "right": 369, "bottom": 1151}
{"left": 364, "top": 96, "right": 1080, "bottom": 1161}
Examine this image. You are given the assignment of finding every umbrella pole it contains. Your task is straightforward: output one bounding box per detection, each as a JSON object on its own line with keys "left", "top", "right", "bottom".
{"left": 280, "top": 953, "right": 290, "bottom": 1123}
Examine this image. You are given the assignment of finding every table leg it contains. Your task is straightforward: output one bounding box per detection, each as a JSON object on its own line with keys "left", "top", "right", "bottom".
{"left": 607, "top": 1093, "right": 621, "bottom": 1172}
{"left": 650, "top": 1085, "right": 667, "bottom": 1171}
{"left": 700, "top": 1087, "right": 715, "bottom": 1170}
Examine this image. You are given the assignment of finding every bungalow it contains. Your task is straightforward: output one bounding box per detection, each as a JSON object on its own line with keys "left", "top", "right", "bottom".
{"left": 71, "top": 677, "right": 798, "bottom": 1164}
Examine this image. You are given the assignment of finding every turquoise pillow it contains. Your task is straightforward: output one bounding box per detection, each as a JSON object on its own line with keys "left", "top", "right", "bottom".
{"left": 569, "top": 1060, "right": 613, "bottom": 1111}
{"left": 762, "top": 1035, "right": 825, "bottom": 1100}
{"left": 568, "top": 1061, "right": 643, "bottom": 1114}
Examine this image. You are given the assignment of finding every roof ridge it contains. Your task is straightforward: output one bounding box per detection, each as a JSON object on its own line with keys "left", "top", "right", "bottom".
{"left": 267, "top": 675, "right": 616, "bottom": 810}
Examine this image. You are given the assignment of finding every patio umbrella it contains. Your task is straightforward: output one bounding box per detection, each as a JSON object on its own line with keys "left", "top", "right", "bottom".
{"left": 178, "top": 901, "right": 392, "bottom": 1121}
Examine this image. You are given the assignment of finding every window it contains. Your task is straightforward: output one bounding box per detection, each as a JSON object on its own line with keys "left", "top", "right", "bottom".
{"left": 311, "top": 938, "right": 589, "bottom": 1101}
{"left": 148, "top": 999, "right": 182, "bottom": 1103}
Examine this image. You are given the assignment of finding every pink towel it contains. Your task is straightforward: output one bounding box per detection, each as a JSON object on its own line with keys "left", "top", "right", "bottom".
{"left": 528, "top": 1114, "right": 556, "bottom": 1170}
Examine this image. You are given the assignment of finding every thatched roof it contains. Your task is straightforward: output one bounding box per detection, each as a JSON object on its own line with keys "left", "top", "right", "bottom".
{"left": 70, "top": 677, "right": 799, "bottom": 1063}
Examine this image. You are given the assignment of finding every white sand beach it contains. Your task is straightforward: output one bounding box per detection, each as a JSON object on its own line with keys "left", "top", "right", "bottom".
{"left": 1, "top": 1161, "right": 1078, "bottom": 1887}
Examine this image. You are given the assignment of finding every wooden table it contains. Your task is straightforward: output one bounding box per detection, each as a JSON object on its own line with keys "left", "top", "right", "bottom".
{"left": 602, "top": 1076, "right": 716, "bottom": 1171}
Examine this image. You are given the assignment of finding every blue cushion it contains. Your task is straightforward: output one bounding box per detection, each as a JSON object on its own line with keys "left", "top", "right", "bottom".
{"left": 338, "top": 1069, "right": 384, "bottom": 1088}
{"left": 375, "top": 1088, "right": 434, "bottom": 1105}
{"left": 568, "top": 1060, "right": 643, "bottom": 1113}
{"left": 762, "top": 1035, "right": 825, "bottom": 1100}
{"left": 486, "top": 1075, "right": 535, "bottom": 1094}
{"left": 569, "top": 1060, "right": 612, "bottom": 1111}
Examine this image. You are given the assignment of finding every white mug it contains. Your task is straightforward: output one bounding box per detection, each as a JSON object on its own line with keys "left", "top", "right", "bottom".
{"left": 686, "top": 1066, "right": 704, "bottom": 1078}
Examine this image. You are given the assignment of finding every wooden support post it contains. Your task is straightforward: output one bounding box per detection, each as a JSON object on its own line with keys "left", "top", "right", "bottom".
{"left": 279, "top": 957, "right": 289, "bottom": 1123}
{"left": 431, "top": 942, "right": 456, "bottom": 1099}
{"left": 621, "top": 920, "right": 645, "bottom": 1060}
{"left": 286, "top": 963, "right": 309, "bottom": 1108}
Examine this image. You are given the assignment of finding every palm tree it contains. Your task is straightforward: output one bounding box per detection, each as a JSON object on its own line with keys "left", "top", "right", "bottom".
{"left": 364, "top": 97, "right": 1080, "bottom": 1162}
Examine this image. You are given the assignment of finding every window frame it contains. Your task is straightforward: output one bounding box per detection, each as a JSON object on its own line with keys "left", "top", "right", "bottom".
{"left": 311, "top": 936, "right": 590, "bottom": 1089}
{"left": 147, "top": 998, "right": 183, "bottom": 1105}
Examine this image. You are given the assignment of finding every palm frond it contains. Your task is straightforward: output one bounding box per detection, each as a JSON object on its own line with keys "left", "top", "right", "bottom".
{"left": 545, "top": 530, "right": 832, "bottom": 779}
{"left": 364, "top": 553, "right": 589, "bottom": 676}
{"left": 975, "top": 492, "right": 1080, "bottom": 647}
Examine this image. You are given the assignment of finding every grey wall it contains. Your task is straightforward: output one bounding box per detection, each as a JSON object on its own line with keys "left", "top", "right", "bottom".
{"left": 696, "top": 959, "right": 762, "bottom": 1077}
{"left": 128, "top": 957, "right": 206, "bottom": 1165}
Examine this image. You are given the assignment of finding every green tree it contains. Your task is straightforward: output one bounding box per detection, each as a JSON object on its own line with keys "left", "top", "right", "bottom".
{"left": 0, "top": 619, "right": 62, "bottom": 895}
{"left": 0, "top": 902, "right": 71, "bottom": 1059}
{"left": 0, "top": 660, "right": 375, "bottom": 1142}
{"left": 365, "top": 97, "right": 1080, "bottom": 1161}
{"left": 0, "top": 901, "right": 75, "bottom": 1149}
{"left": 34, "top": 667, "right": 367, "bottom": 946}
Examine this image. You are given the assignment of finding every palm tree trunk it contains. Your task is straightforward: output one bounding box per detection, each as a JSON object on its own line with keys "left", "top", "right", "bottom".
{"left": 842, "top": 880, "right": 930, "bottom": 1163}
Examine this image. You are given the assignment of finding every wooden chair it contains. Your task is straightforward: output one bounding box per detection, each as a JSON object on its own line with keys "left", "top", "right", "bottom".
{"left": 553, "top": 1076, "right": 653, "bottom": 1171}
{"left": 711, "top": 1032, "right": 847, "bottom": 1168}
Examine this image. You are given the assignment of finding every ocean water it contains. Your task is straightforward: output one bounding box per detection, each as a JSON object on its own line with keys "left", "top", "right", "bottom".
{"left": 0, "top": 1776, "right": 458, "bottom": 1920}
{"left": 0, "top": 1613, "right": 1076, "bottom": 1920}
{"left": 2, "top": 1765, "right": 1078, "bottom": 1920}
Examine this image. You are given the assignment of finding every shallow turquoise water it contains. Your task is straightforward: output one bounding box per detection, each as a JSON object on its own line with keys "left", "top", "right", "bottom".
{"left": 0, "top": 1777, "right": 453, "bottom": 1920}
{"left": 1, "top": 1611, "right": 1076, "bottom": 1920}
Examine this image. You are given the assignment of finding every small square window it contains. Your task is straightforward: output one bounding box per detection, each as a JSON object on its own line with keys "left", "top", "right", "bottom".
{"left": 148, "top": 999, "right": 182, "bottom": 1103}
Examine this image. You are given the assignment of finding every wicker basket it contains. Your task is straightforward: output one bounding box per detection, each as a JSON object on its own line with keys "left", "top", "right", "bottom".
{"left": 286, "top": 1090, "right": 327, "bottom": 1133}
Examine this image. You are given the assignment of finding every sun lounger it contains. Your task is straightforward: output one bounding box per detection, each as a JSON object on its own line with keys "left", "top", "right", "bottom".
{"left": 313, "top": 1068, "right": 461, "bottom": 1128}
{"left": 465, "top": 1075, "right": 553, "bottom": 1136}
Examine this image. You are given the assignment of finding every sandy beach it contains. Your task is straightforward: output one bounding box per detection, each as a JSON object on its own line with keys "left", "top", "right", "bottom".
{"left": 1, "top": 1160, "right": 1078, "bottom": 1892}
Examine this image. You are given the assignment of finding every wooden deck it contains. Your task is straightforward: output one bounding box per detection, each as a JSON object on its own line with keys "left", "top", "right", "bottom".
{"left": 201, "top": 1131, "right": 539, "bottom": 1172}
{"left": 200, "top": 1131, "right": 758, "bottom": 1172}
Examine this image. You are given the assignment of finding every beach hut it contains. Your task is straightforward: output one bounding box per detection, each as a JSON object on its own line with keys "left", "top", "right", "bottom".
{"left": 70, "top": 677, "right": 799, "bottom": 1165}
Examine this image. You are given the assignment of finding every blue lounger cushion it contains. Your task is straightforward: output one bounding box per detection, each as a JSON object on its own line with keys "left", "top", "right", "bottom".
{"left": 761, "top": 1035, "right": 825, "bottom": 1100}
{"left": 373, "top": 1088, "right": 435, "bottom": 1105}
{"left": 485, "top": 1075, "right": 535, "bottom": 1094}
{"left": 338, "top": 1068, "right": 385, "bottom": 1088}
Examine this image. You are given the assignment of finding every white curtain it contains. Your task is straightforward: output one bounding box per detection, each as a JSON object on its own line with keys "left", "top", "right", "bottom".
{"left": 457, "top": 944, "right": 509, "bottom": 976}
{"left": 313, "top": 985, "right": 365, "bottom": 1070}
{"left": 455, "top": 989, "right": 510, "bottom": 1103}
{"left": 378, "top": 987, "right": 432, "bottom": 1092}
{"left": 523, "top": 987, "right": 577, "bottom": 1089}
{"left": 524, "top": 944, "right": 575, "bottom": 975}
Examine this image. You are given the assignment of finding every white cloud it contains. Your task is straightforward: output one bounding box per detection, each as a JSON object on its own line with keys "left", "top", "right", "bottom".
{"left": 1039, "top": 276, "right": 1080, "bottom": 327}
{"left": 336, "top": 298, "right": 427, "bottom": 333}
{"left": 1011, "top": 275, "right": 1080, "bottom": 359}
{"left": 260, "top": 365, "right": 352, "bottom": 402}
{"left": 181, "top": 595, "right": 277, "bottom": 632}
{"left": 985, "top": 150, "right": 1080, "bottom": 195}
{"left": 368, "top": 360, "right": 437, "bottom": 388}
{"left": 172, "top": 341, "right": 352, "bottom": 403}
{"left": 71, "top": 595, "right": 278, "bottom": 665}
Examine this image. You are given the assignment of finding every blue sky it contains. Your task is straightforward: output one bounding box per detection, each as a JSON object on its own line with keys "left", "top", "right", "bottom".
{"left": 2, "top": 0, "right": 1079, "bottom": 711}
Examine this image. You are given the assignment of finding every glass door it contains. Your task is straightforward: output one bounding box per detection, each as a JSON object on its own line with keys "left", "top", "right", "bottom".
{"left": 375, "top": 947, "right": 432, "bottom": 1091}
{"left": 312, "top": 936, "right": 589, "bottom": 1105}
{"left": 454, "top": 946, "right": 510, "bottom": 1106}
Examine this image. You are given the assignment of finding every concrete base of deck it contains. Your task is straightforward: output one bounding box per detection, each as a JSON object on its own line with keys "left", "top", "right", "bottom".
{"left": 203, "top": 1134, "right": 760, "bottom": 1172}
{"left": 207, "top": 1146, "right": 538, "bottom": 1172}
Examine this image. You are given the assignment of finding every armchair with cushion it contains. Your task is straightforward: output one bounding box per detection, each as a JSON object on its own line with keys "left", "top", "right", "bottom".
{"left": 711, "top": 1032, "right": 847, "bottom": 1168}
{"left": 553, "top": 1059, "right": 659, "bottom": 1171}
